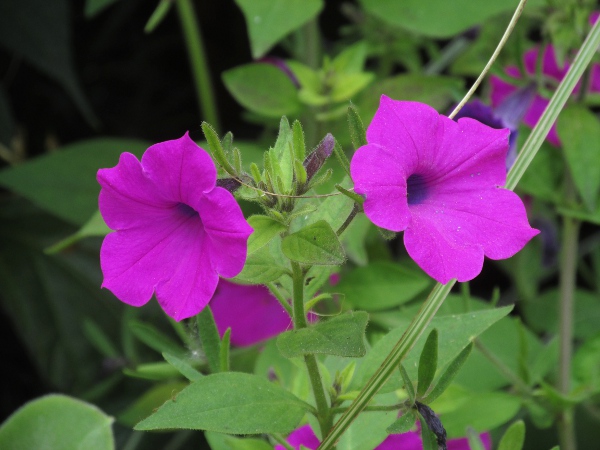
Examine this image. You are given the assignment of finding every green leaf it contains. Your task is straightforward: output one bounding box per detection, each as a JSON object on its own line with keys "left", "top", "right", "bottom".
{"left": 235, "top": 0, "right": 323, "bottom": 58}
{"left": 347, "top": 104, "right": 367, "bottom": 150}
{"left": 417, "top": 329, "right": 438, "bottom": 398}
{"left": 247, "top": 215, "right": 286, "bottom": 254}
{"left": 83, "top": 318, "right": 120, "bottom": 358}
{"left": 332, "top": 42, "right": 369, "bottom": 74}
{"left": 573, "top": 332, "right": 600, "bottom": 392}
{"left": 557, "top": 104, "right": 600, "bottom": 211}
{"left": 498, "top": 420, "right": 525, "bottom": 450}
{"left": 423, "top": 342, "right": 473, "bottom": 404}
{"left": 282, "top": 220, "right": 345, "bottom": 265}
{"left": 46, "top": 210, "right": 111, "bottom": 253}
{"left": 330, "top": 73, "right": 374, "bottom": 102}
{"left": 123, "top": 362, "right": 181, "bottom": 381}
{"left": 0, "top": 0, "right": 97, "bottom": 124}
{"left": 336, "top": 261, "right": 431, "bottom": 311}
{"left": 202, "top": 122, "right": 236, "bottom": 176}
{"left": 223, "top": 63, "right": 302, "bottom": 118}
{"left": 144, "top": 0, "right": 173, "bottom": 33}
{"left": 162, "top": 352, "right": 203, "bottom": 382}
{"left": 277, "top": 311, "right": 368, "bottom": 358}
{"left": 292, "top": 120, "right": 306, "bottom": 161}
{"left": 235, "top": 240, "right": 289, "bottom": 283}
{"left": 400, "top": 364, "right": 416, "bottom": 404}
{"left": 358, "top": 0, "right": 544, "bottom": 38}
{"left": 220, "top": 328, "right": 231, "bottom": 372}
{"left": 197, "top": 307, "right": 222, "bottom": 373}
{"left": 271, "top": 116, "right": 295, "bottom": 192}
{"left": 353, "top": 306, "right": 512, "bottom": 393}
{"left": 0, "top": 138, "right": 149, "bottom": 225}
{"left": 129, "top": 320, "right": 187, "bottom": 358}
{"left": 118, "top": 382, "right": 188, "bottom": 427}
{"left": 135, "top": 372, "right": 310, "bottom": 434}
{"left": 0, "top": 394, "right": 114, "bottom": 450}
{"left": 386, "top": 411, "right": 416, "bottom": 434}
{"left": 85, "top": 0, "right": 119, "bottom": 17}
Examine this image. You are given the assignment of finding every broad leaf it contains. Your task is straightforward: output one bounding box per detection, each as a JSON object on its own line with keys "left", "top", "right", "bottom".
{"left": 235, "top": 240, "right": 289, "bottom": 284}
{"left": 247, "top": 215, "right": 286, "bottom": 254}
{"left": 277, "top": 311, "right": 368, "bottom": 358}
{"left": 0, "top": 394, "right": 114, "bottom": 450}
{"left": 135, "top": 372, "right": 309, "bottom": 434}
{"left": 281, "top": 220, "right": 345, "bottom": 265}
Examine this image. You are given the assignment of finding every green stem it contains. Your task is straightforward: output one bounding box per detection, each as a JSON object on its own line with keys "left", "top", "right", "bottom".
{"left": 175, "top": 0, "right": 220, "bottom": 131}
{"left": 331, "top": 403, "right": 406, "bottom": 415}
{"left": 336, "top": 204, "right": 359, "bottom": 237}
{"left": 424, "top": 35, "right": 472, "bottom": 76}
{"left": 266, "top": 282, "right": 293, "bottom": 317}
{"left": 291, "top": 261, "right": 332, "bottom": 438}
{"left": 558, "top": 179, "right": 580, "bottom": 450}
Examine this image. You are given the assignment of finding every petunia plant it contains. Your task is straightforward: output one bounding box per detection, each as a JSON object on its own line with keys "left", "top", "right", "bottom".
{"left": 3, "top": 1, "right": 600, "bottom": 450}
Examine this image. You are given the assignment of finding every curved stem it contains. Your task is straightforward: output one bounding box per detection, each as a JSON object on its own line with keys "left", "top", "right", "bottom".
{"left": 176, "top": 0, "right": 220, "bottom": 130}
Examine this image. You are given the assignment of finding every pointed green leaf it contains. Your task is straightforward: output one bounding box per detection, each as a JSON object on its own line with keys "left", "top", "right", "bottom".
{"left": 162, "top": 352, "right": 202, "bottom": 382}
{"left": 118, "top": 382, "right": 188, "bottom": 427}
{"left": 386, "top": 411, "right": 416, "bottom": 434}
{"left": 0, "top": 394, "right": 114, "bottom": 450}
{"left": 400, "top": 364, "right": 415, "bottom": 404}
{"left": 135, "top": 372, "right": 310, "bottom": 434}
{"left": 129, "top": 320, "right": 187, "bottom": 358}
{"left": 220, "top": 328, "right": 231, "bottom": 372}
{"left": 247, "top": 215, "right": 287, "bottom": 254}
{"left": 46, "top": 210, "right": 111, "bottom": 253}
{"left": 235, "top": 241, "right": 289, "bottom": 283}
{"left": 417, "top": 329, "right": 438, "bottom": 398}
{"left": 123, "top": 362, "right": 180, "bottom": 381}
{"left": 201, "top": 122, "right": 236, "bottom": 175}
{"left": 144, "top": 0, "right": 173, "bottom": 33}
{"left": 277, "top": 311, "right": 368, "bottom": 358}
{"left": 282, "top": 220, "right": 345, "bottom": 265}
{"left": 557, "top": 104, "right": 600, "bottom": 211}
{"left": 423, "top": 342, "right": 473, "bottom": 404}
{"left": 292, "top": 120, "right": 306, "bottom": 160}
{"left": 347, "top": 104, "right": 367, "bottom": 150}
{"left": 272, "top": 117, "right": 295, "bottom": 191}
{"left": 235, "top": 0, "right": 323, "bottom": 58}
{"left": 197, "top": 307, "right": 222, "bottom": 373}
{"left": 498, "top": 420, "right": 525, "bottom": 450}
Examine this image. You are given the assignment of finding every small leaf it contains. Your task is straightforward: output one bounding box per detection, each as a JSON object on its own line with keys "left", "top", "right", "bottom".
{"left": 282, "top": 220, "right": 345, "bottom": 265}
{"left": 277, "top": 311, "right": 368, "bottom": 358}
{"left": 247, "top": 215, "right": 287, "bottom": 254}
{"left": 335, "top": 183, "right": 363, "bottom": 205}
{"left": 347, "top": 104, "right": 367, "bottom": 150}
{"left": 386, "top": 411, "right": 416, "bottom": 434}
{"left": 557, "top": 104, "right": 600, "bottom": 211}
{"left": 220, "top": 328, "right": 231, "bottom": 372}
{"left": 83, "top": 318, "right": 119, "bottom": 358}
{"left": 201, "top": 123, "right": 236, "bottom": 176}
{"left": 135, "top": 372, "right": 310, "bottom": 434}
{"left": 197, "top": 307, "right": 222, "bottom": 373}
{"left": 129, "top": 320, "right": 187, "bottom": 358}
{"left": 162, "top": 352, "right": 202, "bottom": 382}
{"left": 423, "top": 342, "right": 473, "bottom": 404}
{"left": 0, "top": 394, "right": 114, "bottom": 450}
{"left": 235, "top": 0, "right": 323, "bottom": 58}
{"left": 417, "top": 329, "right": 438, "bottom": 398}
{"left": 223, "top": 64, "right": 302, "bottom": 117}
{"left": 498, "top": 420, "right": 525, "bottom": 450}
{"left": 400, "top": 364, "right": 416, "bottom": 404}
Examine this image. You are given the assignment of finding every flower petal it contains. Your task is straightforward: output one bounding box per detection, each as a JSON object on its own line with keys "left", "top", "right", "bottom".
{"left": 198, "top": 187, "right": 253, "bottom": 278}
{"left": 98, "top": 152, "right": 173, "bottom": 230}
{"left": 142, "top": 132, "right": 217, "bottom": 205}
{"left": 350, "top": 143, "right": 410, "bottom": 232}
{"left": 377, "top": 431, "right": 421, "bottom": 450}
{"left": 405, "top": 188, "right": 539, "bottom": 283}
{"left": 210, "top": 280, "right": 291, "bottom": 347}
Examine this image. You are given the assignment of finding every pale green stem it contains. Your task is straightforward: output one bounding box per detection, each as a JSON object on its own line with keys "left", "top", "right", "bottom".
{"left": 291, "top": 261, "right": 332, "bottom": 438}
{"left": 175, "top": 0, "right": 220, "bottom": 131}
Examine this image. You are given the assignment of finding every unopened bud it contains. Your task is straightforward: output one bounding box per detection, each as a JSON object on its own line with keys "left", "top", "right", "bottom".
{"left": 303, "top": 133, "right": 335, "bottom": 182}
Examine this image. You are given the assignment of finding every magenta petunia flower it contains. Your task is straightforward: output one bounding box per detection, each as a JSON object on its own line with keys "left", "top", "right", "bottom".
{"left": 97, "top": 133, "right": 253, "bottom": 321}
{"left": 210, "top": 280, "right": 292, "bottom": 346}
{"left": 275, "top": 423, "right": 492, "bottom": 450}
{"left": 490, "top": 44, "right": 600, "bottom": 146}
{"left": 350, "top": 96, "right": 539, "bottom": 284}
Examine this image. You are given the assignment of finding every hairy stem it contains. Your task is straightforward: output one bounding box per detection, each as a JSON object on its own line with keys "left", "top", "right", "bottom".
{"left": 176, "top": 0, "right": 220, "bottom": 130}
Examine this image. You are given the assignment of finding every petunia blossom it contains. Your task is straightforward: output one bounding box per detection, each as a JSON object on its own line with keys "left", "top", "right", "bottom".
{"left": 274, "top": 423, "right": 492, "bottom": 450}
{"left": 97, "top": 132, "right": 253, "bottom": 321}
{"left": 350, "top": 96, "right": 539, "bottom": 284}
{"left": 210, "top": 280, "right": 292, "bottom": 346}
{"left": 490, "top": 44, "right": 600, "bottom": 146}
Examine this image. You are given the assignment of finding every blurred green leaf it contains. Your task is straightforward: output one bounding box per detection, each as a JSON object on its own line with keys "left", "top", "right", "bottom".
{"left": 46, "top": 211, "right": 111, "bottom": 253}
{"left": 282, "top": 220, "right": 345, "bottom": 265}
{"left": 235, "top": 0, "right": 323, "bottom": 58}
{"left": 162, "top": 352, "right": 202, "bottom": 382}
{"left": 277, "top": 311, "right": 368, "bottom": 358}
{"left": 0, "top": 0, "right": 97, "bottom": 124}
{"left": 573, "top": 332, "right": 600, "bottom": 392}
{"left": 118, "top": 381, "right": 187, "bottom": 427}
{"left": 557, "top": 104, "right": 600, "bottom": 211}
{"left": 424, "top": 343, "right": 473, "bottom": 405}
{"left": 123, "top": 362, "right": 182, "bottom": 381}
{"left": 498, "top": 420, "right": 525, "bottom": 450}
{"left": 144, "top": 0, "right": 173, "bottom": 33}
{"left": 336, "top": 261, "right": 431, "bottom": 311}
{"left": 85, "top": 0, "right": 119, "bottom": 17}
{"left": 223, "top": 63, "right": 302, "bottom": 118}
{"left": 129, "top": 320, "right": 187, "bottom": 358}
{"left": 0, "top": 394, "right": 114, "bottom": 450}
{"left": 135, "top": 372, "right": 310, "bottom": 434}
{"left": 0, "top": 138, "right": 149, "bottom": 225}
{"left": 358, "top": 0, "right": 544, "bottom": 38}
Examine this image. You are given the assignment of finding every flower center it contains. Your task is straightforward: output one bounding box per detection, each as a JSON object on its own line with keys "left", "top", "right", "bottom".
{"left": 407, "top": 174, "right": 428, "bottom": 205}
{"left": 176, "top": 202, "right": 199, "bottom": 217}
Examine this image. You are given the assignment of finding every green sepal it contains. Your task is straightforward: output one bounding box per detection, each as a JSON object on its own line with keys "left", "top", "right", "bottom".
{"left": 335, "top": 183, "right": 364, "bottom": 205}
{"left": 417, "top": 329, "right": 439, "bottom": 398}
{"left": 250, "top": 162, "right": 262, "bottom": 184}
{"left": 347, "top": 103, "right": 367, "bottom": 150}
{"left": 294, "top": 158, "right": 308, "bottom": 186}
{"left": 422, "top": 342, "right": 473, "bottom": 404}
{"left": 201, "top": 122, "right": 237, "bottom": 176}
{"left": 233, "top": 148, "right": 243, "bottom": 174}
{"left": 197, "top": 306, "right": 222, "bottom": 373}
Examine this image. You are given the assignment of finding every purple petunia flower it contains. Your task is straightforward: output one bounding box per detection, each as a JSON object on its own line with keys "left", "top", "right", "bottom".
{"left": 210, "top": 280, "right": 292, "bottom": 347}
{"left": 490, "top": 44, "right": 600, "bottom": 146}
{"left": 97, "top": 133, "right": 253, "bottom": 321}
{"left": 275, "top": 423, "right": 492, "bottom": 450}
{"left": 350, "top": 96, "right": 539, "bottom": 284}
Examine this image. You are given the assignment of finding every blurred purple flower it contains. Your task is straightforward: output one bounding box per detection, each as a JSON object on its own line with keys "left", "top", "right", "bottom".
{"left": 490, "top": 44, "right": 600, "bottom": 146}
{"left": 350, "top": 96, "right": 538, "bottom": 283}
{"left": 97, "top": 133, "right": 253, "bottom": 321}
{"left": 210, "top": 280, "right": 292, "bottom": 347}
{"left": 275, "top": 423, "right": 492, "bottom": 450}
